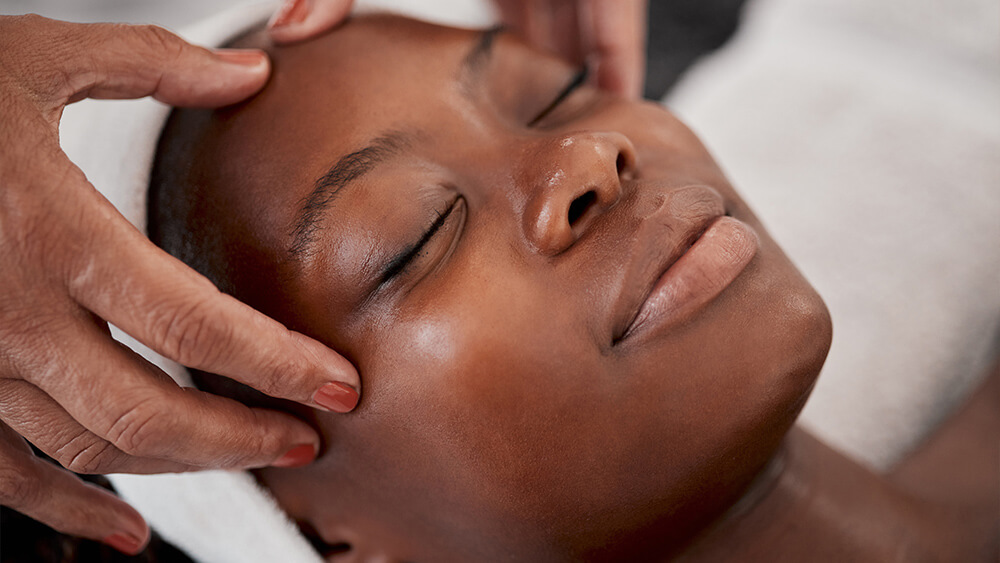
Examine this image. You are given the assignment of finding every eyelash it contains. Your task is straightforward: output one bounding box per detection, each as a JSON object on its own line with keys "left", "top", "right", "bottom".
{"left": 380, "top": 197, "right": 459, "bottom": 284}
{"left": 527, "top": 65, "right": 589, "bottom": 127}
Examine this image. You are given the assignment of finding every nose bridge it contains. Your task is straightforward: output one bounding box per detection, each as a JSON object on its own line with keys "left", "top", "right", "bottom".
{"left": 519, "top": 131, "right": 634, "bottom": 255}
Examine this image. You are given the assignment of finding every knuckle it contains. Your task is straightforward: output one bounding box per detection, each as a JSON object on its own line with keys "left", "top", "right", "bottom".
{"left": 0, "top": 462, "right": 43, "bottom": 509}
{"left": 103, "top": 396, "right": 169, "bottom": 458}
{"left": 255, "top": 348, "right": 302, "bottom": 398}
{"left": 220, "top": 409, "right": 270, "bottom": 467}
{"left": 248, "top": 410, "right": 276, "bottom": 457}
{"left": 132, "top": 24, "right": 186, "bottom": 61}
{"left": 155, "top": 297, "right": 231, "bottom": 368}
{"left": 0, "top": 306, "right": 74, "bottom": 382}
{"left": 54, "top": 432, "right": 117, "bottom": 475}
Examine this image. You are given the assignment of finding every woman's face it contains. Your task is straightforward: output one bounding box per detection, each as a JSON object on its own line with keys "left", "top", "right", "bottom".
{"left": 179, "top": 15, "right": 831, "bottom": 561}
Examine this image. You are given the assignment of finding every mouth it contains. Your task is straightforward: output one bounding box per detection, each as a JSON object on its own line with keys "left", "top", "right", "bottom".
{"left": 613, "top": 191, "right": 760, "bottom": 344}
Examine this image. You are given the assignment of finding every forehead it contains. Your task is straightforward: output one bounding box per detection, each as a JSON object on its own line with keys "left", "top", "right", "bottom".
{"left": 193, "top": 16, "right": 482, "bottom": 254}
{"left": 225, "top": 15, "right": 479, "bottom": 157}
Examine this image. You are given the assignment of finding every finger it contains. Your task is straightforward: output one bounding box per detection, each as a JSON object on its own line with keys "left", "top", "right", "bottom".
{"left": 14, "top": 15, "right": 270, "bottom": 108}
{"left": 59, "top": 171, "right": 360, "bottom": 413}
{"left": 500, "top": 1, "right": 560, "bottom": 56}
{"left": 267, "top": 0, "right": 355, "bottom": 45}
{"left": 494, "top": 0, "right": 532, "bottom": 43}
{"left": 547, "top": 0, "right": 586, "bottom": 64}
{"left": 17, "top": 316, "right": 323, "bottom": 469}
{"left": 0, "top": 379, "right": 197, "bottom": 474}
{"left": 582, "top": 0, "right": 647, "bottom": 98}
{"left": 0, "top": 423, "right": 150, "bottom": 555}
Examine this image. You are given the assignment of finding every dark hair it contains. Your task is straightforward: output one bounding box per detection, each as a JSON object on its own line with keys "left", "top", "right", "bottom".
{"left": 147, "top": 107, "right": 285, "bottom": 408}
{"left": 148, "top": 107, "right": 231, "bottom": 292}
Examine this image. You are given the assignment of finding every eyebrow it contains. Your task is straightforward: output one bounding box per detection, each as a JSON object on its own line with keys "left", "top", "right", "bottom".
{"left": 288, "top": 26, "right": 503, "bottom": 259}
{"left": 288, "top": 131, "right": 411, "bottom": 257}
{"left": 459, "top": 25, "right": 503, "bottom": 97}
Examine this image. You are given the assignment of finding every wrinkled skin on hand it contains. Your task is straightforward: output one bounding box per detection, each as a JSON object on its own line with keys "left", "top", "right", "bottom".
{"left": 0, "top": 13, "right": 359, "bottom": 555}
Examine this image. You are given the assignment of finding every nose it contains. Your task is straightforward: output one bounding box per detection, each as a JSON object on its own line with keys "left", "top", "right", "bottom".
{"left": 519, "top": 131, "right": 636, "bottom": 255}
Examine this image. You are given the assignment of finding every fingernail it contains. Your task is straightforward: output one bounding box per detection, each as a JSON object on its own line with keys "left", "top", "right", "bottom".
{"left": 103, "top": 532, "right": 144, "bottom": 555}
{"left": 213, "top": 49, "right": 268, "bottom": 68}
{"left": 268, "top": 0, "right": 310, "bottom": 30}
{"left": 272, "top": 443, "right": 317, "bottom": 468}
{"left": 313, "top": 382, "right": 359, "bottom": 413}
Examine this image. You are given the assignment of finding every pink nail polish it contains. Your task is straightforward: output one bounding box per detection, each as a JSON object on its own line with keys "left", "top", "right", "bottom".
{"left": 313, "top": 382, "right": 360, "bottom": 413}
{"left": 272, "top": 443, "right": 317, "bottom": 468}
{"left": 268, "top": 0, "right": 310, "bottom": 30}
{"left": 103, "top": 532, "right": 144, "bottom": 555}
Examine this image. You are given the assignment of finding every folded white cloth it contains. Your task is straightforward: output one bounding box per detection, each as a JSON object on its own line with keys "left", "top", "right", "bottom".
{"left": 58, "top": 2, "right": 493, "bottom": 561}
{"left": 668, "top": 0, "right": 1000, "bottom": 469}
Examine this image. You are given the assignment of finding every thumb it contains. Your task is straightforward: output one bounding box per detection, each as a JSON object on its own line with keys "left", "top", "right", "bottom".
{"left": 17, "top": 16, "right": 270, "bottom": 108}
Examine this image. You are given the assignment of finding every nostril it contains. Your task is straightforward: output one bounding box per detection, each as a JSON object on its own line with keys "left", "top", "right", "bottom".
{"left": 324, "top": 543, "right": 352, "bottom": 557}
{"left": 568, "top": 190, "right": 597, "bottom": 226}
{"left": 299, "top": 521, "right": 353, "bottom": 558}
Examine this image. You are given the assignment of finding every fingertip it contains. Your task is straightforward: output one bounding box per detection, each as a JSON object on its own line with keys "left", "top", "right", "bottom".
{"left": 293, "top": 331, "right": 361, "bottom": 412}
{"left": 267, "top": 0, "right": 353, "bottom": 45}
{"left": 155, "top": 48, "right": 271, "bottom": 107}
{"left": 313, "top": 381, "right": 360, "bottom": 413}
{"left": 211, "top": 48, "right": 271, "bottom": 93}
{"left": 271, "top": 442, "right": 318, "bottom": 468}
{"left": 86, "top": 484, "right": 150, "bottom": 555}
{"left": 212, "top": 48, "right": 269, "bottom": 71}
{"left": 292, "top": 332, "right": 361, "bottom": 390}
{"left": 267, "top": 0, "right": 311, "bottom": 31}
{"left": 594, "top": 55, "right": 642, "bottom": 100}
{"left": 102, "top": 531, "right": 147, "bottom": 556}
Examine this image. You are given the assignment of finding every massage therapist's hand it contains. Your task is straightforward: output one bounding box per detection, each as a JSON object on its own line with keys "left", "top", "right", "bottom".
{"left": 493, "top": 0, "right": 647, "bottom": 98}
{"left": 0, "top": 14, "right": 359, "bottom": 554}
{"left": 267, "top": 0, "right": 647, "bottom": 98}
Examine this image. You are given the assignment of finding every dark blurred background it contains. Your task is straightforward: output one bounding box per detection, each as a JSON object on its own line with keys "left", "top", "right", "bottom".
{"left": 644, "top": 0, "right": 748, "bottom": 98}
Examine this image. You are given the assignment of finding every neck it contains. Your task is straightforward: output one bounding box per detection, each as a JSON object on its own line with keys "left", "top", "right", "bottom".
{"left": 674, "top": 427, "right": 963, "bottom": 562}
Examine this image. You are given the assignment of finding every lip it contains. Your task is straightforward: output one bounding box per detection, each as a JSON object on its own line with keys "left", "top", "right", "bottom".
{"left": 615, "top": 199, "right": 759, "bottom": 344}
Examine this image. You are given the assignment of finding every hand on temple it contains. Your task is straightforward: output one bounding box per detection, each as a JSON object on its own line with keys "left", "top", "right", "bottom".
{"left": 270, "top": 0, "right": 647, "bottom": 98}
{"left": 0, "top": 14, "right": 359, "bottom": 554}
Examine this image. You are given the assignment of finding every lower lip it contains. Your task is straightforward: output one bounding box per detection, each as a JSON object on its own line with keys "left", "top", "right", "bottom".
{"left": 623, "top": 216, "right": 759, "bottom": 340}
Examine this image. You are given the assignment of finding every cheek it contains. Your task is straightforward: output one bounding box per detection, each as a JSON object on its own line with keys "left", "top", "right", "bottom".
{"left": 354, "top": 268, "right": 729, "bottom": 538}
{"left": 367, "top": 265, "right": 591, "bottom": 462}
{"left": 357, "top": 264, "right": 662, "bottom": 529}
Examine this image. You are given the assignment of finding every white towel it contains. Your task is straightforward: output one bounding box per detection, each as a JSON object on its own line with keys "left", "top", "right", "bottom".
{"left": 667, "top": 0, "right": 1000, "bottom": 469}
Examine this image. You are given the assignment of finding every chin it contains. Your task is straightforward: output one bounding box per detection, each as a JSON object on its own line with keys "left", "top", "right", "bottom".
{"left": 704, "top": 247, "right": 833, "bottom": 476}
{"left": 731, "top": 273, "right": 832, "bottom": 495}
{"left": 765, "top": 270, "right": 833, "bottom": 422}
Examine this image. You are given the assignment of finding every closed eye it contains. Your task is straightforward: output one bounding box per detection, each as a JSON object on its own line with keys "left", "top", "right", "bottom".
{"left": 527, "top": 65, "right": 589, "bottom": 127}
{"left": 379, "top": 197, "right": 461, "bottom": 285}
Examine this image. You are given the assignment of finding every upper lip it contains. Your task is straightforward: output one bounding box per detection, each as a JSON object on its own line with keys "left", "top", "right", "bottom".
{"left": 611, "top": 186, "right": 727, "bottom": 343}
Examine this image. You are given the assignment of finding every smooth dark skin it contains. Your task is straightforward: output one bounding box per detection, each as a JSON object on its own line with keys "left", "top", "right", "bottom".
{"left": 152, "top": 15, "right": 998, "bottom": 562}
